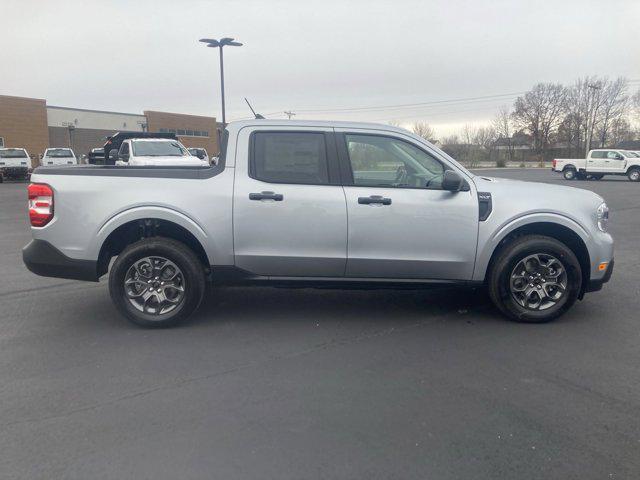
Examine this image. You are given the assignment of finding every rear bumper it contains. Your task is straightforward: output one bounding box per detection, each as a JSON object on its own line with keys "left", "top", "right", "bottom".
{"left": 585, "top": 259, "right": 614, "bottom": 293}
{"left": 22, "top": 239, "right": 99, "bottom": 282}
{"left": 1, "top": 166, "right": 29, "bottom": 177}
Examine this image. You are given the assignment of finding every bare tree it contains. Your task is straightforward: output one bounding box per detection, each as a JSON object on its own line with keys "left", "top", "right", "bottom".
{"left": 493, "top": 106, "right": 515, "bottom": 162}
{"left": 512, "top": 83, "right": 566, "bottom": 160}
{"left": 411, "top": 121, "right": 436, "bottom": 141}
{"left": 595, "top": 78, "right": 629, "bottom": 147}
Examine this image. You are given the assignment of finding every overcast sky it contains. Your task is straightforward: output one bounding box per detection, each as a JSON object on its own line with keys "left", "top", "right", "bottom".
{"left": 2, "top": 0, "right": 639, "bottom": 135}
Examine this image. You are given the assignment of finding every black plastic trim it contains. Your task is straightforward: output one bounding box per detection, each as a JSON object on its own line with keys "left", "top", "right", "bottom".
{"left": 22, "top": 239, "right": 99, "bottom": 282}
{"left": 478, "top": 192, "right": 492, "bottom": 221}
{"left": 32, "top": 162, "right": 225, "bottom": 179}
{"left": 210, "top": 266, "right": 483, "bottom": 290}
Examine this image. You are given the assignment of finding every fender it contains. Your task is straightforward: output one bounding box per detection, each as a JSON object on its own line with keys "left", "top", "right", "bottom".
{"left": 90, "top": 205, "right": 212, "bottom": 263}
{"left": 473, "top": 212, "right": 592, "bottom": 282}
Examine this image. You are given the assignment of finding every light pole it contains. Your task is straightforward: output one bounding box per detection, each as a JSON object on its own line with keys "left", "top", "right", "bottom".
{"left": 585, "top": 83, "right": 601, "bottom": 157}
{"left": 199, "top": 37, "right": 242, "bottom": 125}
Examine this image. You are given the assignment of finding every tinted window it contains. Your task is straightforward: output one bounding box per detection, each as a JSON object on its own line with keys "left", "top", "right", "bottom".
{"left": 590, "top": 151, "right": 606, "bottom": 158}
{"left": 0, "top": 149, "right": 28, "bottom": 158}
{"left": 132, "top": 141, "right": 187, "bottom": 157}
{"left": 252, "top": 132, "right": 329, "bottom": 184}
{"left": 345, "top": 134, "right": 446, "bottom": 189}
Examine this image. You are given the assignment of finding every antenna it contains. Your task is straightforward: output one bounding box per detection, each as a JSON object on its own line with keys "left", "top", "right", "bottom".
{"left": 244, "top": 98, "right": 265, "bottom": 119}
{"left": 284, "top": 110, "right": 296, "bottom": 119}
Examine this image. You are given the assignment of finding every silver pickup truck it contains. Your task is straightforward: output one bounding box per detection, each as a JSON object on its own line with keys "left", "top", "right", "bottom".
{"left": 23, "top": 120, "right": 614, "bottom": 327}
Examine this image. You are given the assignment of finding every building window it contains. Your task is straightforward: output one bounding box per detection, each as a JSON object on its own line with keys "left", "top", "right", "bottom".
{"left": 177, "top": 129, "right": 186, "bottom": 136}
{"left": 201, "top": 131, "right": 209, "bottom": 137}
{"left": 159, "top": 128, "right": 167, "bottom": 133}
{"left": 0, "top": 137, "right": 4, "bottom": 147}
{"left": 185, "top": 129, "right": 194, "bottom": 136}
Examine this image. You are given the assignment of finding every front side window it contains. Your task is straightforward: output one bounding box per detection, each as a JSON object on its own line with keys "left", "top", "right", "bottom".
{"left": 132, "top": 141, "right": 187, "bottom": 157}
{"left": 345, "top": 134, "right": 446, "bottom": 189}
{"left": 607, "top": 151, "right": 622, "bottom": 159}
{"left": 251, "top": 132, "right": 329, "bottom": 184}
{"left": 0, "top": 149, "right": 28, "bottom": 158}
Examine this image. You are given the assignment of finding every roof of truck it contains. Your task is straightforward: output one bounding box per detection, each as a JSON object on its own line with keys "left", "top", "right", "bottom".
{"left": 226, "top": 118, "right": 411, "bottom": 134}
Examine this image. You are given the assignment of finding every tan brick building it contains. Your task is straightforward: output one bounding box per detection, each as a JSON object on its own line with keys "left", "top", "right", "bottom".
{"left": 145, "top": 111, "right": 218, "bottom": 155}
{"left": 0, "top": 94, "right": 219, "bottom": 162}
{"left": 0, "top": 95, "right": 50, "bottom": 160}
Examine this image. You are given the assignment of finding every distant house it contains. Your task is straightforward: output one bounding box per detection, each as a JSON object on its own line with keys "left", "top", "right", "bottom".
{"left": 616, "top": 140, "right": 640, "bottom": 150}
{"left": 493, "top": 132, "right": 532, "bottom": 150}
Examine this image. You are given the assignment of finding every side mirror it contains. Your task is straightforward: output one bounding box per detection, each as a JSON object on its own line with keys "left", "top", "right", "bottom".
{"left": 108, "top": 150, "right": 119, "bottom": 162}
{"left": 615, "top": 154, "right": 624, "bottom": 160}
{"left": 441, "top": 170, "right": 463, "bottom": 192}
{"left": 196, "top": 152, "right": 205, "bottom": 160}
{"left": 118, "top": 152, "right": 130, "bottom": 162}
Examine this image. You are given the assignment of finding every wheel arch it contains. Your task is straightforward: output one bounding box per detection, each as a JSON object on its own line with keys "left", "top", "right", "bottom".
{"left": 478, "top": 219, "right": 591, "bottom": 296}
{"left": 95, "top": 207, "right": 211, "bottom": 278}
{"left": 562, "top": 164, "right": 576, "bottom": 171}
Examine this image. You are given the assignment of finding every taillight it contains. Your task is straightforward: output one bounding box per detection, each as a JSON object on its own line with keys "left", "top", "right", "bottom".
{"left": 28, "top": 183, "right": 54, "bottom": 227}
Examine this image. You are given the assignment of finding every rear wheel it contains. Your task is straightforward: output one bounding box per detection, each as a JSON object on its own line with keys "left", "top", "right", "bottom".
{"left": 563, "top": 168, "right": 576, "bottom": 180}
{"left": 488, "top": 235, "right": 582, "bottom": 323}
{"left": 109, "top": 237, "right": 206, "bottom": 328}
{"left": 628, "top": 168, "right": 640, "bottom": 182}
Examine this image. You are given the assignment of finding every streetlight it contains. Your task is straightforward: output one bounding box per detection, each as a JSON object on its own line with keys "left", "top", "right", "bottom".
{"left": 199, "top": 37, "right": 243, "bottom": 125}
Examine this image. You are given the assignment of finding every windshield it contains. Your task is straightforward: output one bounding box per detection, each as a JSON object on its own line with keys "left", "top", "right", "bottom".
{"left": 0, "top": 149, "right": 28, "bottom": 158}
{"left": 45, "top": 149, "right": 73, "bottom": 158}
{"left": 132, "top": 141, "right": 188, "bottom": 157}
{"left": 624, "top": 151, "right": 639, "bottom": 157}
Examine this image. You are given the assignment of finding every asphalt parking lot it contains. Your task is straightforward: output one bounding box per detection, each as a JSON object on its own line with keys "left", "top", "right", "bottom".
{"left": 1, "top": 169, "right": 639, "bottom": 479}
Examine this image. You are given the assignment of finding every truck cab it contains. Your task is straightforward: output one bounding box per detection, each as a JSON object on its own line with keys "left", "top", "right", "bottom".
{"left": 42, "top": 148, "right": 77, "bottom": 166}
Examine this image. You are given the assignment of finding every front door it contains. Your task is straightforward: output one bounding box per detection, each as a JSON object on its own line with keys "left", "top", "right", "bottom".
{"left": 233, "top": 127, "right": 347, "bottom": 277}
{"left": 336, "top": 129, "right": 479, "bottom": 280}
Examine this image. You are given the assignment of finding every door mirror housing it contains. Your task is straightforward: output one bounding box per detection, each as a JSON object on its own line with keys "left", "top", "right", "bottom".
{"left": 118, "top": 152, "right": 130, "bottom": 162}
{"left": 196, "top": 151, "right": 205, "bottom": 160}
{"left": 441, "top": 170, "right": 463, "bottom": 192}
{"left": 615, "top": 154, "right": 624, "bottom": 160}
{"left": 108, "top": 150, "right": 119, "bottom": 162}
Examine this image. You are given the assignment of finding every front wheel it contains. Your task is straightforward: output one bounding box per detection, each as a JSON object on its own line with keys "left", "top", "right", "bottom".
{"left": 488, "top": 235, "right": 582, "bottom": 323}
{"left": 628, "top": 168, "right": 640, "bottom": 182}
{"left": 563, "top": 168, "right": 576, "bottom": 180}
{"left": 109, "top": 237, "right": 206, "bottom": 328}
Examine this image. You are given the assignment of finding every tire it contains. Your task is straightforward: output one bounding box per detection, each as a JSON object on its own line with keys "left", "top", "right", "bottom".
{"left": 628, "top": 168, "right": 640, "bottom": 182}
{"left": 488, "top": 235, "right": 582, "bottom": 323}
{"left": 109, "top": 237, "right": 206, "bottom": 328}
{"left": 563, "top": 168, "right": 576, "bottom": 180}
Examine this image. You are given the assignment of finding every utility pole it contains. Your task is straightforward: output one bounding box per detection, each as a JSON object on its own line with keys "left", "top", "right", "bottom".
{"left": 284, "top": 111, "right": 296, "bottom": 120}
{"left": 585, "top": 83, "right": 601, "bottom": 157}
{"left": 199, "top": 37, "right": 243, "bottom": 125}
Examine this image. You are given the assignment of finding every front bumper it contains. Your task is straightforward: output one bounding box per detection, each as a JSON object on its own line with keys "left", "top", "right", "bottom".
{"left": 22, "top": 239, "right": 99, "bottom": 282}
{"left": 585, "top": 259, "right": 614, "bottom": 293}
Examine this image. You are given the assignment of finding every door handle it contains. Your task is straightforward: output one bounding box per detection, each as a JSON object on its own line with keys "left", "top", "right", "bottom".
{"left": 249, "top": 191, "right": 283, "bottom": 201}
{"left": 358, "top": 195, "right": 392, "bottom": 205}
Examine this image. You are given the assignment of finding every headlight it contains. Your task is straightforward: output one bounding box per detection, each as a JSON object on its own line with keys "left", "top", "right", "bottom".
{"left": 596, "top": 202, "right": 609, "bottom": 232}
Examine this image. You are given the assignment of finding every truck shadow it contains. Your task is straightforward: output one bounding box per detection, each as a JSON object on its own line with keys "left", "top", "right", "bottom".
{"left": 190, "top": 285, "right": 500, "bottom": 327}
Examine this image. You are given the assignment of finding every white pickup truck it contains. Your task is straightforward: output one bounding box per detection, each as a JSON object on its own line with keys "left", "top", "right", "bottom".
{"left": 0, "top": 148, "right": 32, "bottom": 181}
{"left": 109, "top": 138, "right": 209, "bottom": 167}
{"left": 42, "top": 148, "right": 78, "bottom": 166}
{"left": 552, "top": 149, "right": 640, "bottom": 181}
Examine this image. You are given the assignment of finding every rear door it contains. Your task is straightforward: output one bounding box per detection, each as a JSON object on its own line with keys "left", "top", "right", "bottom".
{"left": 233, "top": 126, "right": 348, "bottom": 277}
{"left": 335, "top": 128, "right": 479, "bottom": 280}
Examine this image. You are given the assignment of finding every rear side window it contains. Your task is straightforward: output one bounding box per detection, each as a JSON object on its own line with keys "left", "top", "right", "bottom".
{"left": 251, "top": 132, "right": 329, "bottom": 184}
{"left": 590, "top": 151, "right": 606, "bottom": 158}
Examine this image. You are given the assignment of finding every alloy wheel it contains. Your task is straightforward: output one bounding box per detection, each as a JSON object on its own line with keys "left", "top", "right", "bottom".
{"left": 510, "top": 254, "right": 568, "bottom": 311}
{"left": 123, "top": 256, "right": 186, "bottom": 315}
